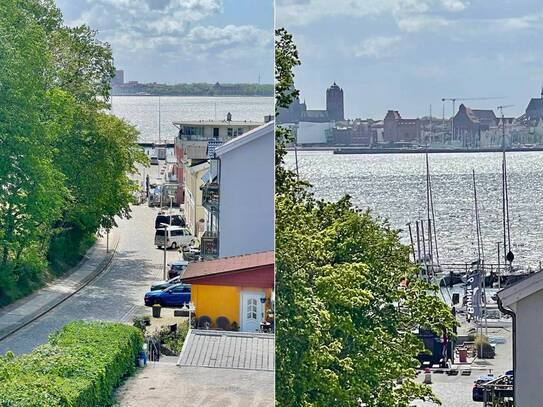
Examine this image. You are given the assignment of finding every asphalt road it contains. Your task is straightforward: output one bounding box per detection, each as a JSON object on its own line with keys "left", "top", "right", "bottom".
{"left": 0, "top": 203, "right": 182, "bottom": 355}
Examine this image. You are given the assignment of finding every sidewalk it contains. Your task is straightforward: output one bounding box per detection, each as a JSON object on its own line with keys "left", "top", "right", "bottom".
{"left": 0, "top": 228, "right": 120, "bottom": 341}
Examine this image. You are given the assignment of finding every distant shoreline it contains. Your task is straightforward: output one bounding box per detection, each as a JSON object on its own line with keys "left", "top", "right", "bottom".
{"left": 287, "top": 146, "right": 543, "bottom": 154}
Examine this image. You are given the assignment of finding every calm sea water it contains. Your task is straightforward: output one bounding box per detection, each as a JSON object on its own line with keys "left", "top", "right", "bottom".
{"left": 111, "top": 96, "right": 273, "bottom": 142}
{"left": 286, "top": 151, "right": 543, "bottom": 268}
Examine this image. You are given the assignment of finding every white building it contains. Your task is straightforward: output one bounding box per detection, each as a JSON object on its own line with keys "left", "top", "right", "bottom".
{"left": 211, "top": 121, "right": 274, "bottom": 258}
{"left": 296, "top": 121, "right": 333, "bottom": 145}
{"left": 497, "top": 271, "right": 543, "bottom": 406}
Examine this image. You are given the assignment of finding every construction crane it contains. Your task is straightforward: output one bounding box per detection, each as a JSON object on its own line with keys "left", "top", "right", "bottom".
{"left": 441, "top": 96, "right": 505, "bottom": 140}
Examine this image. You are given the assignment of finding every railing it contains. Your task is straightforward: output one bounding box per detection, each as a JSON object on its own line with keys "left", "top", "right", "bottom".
{"left": 201, "top": 231, "right": 218, "bottom": 258}
{"left": 202, "top": 182, "right": 219, "bottom": 212}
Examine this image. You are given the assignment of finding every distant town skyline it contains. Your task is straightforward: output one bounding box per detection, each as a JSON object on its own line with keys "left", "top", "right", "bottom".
{"left": 56, "top": 0, "right": 273, "bottom": 84}
{"left": 276, "top": 0, "right": 543, "bottom": 119}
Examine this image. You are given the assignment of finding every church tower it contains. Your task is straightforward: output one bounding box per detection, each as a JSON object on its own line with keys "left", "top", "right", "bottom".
{"left": 326, "top": 82, "right": 344, "bottom": 121}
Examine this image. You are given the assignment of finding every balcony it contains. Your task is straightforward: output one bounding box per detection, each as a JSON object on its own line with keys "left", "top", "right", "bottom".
{"left": 202, "top": 182, "right": 219, "bottom": 213}
{"left": 201, "top": 231, "right": 218, "bottom": 259}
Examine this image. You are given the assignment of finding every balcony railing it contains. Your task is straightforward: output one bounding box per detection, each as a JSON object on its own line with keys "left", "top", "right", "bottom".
{"left": 201, "top": 231, "right": 218, "bottom": 259}
{"left": 202, "top": 182, "right": 219, "bottom": 212}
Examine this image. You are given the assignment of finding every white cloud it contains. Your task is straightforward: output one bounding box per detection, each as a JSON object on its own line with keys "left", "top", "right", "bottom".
{"left": 59, "top": 0, "right": 273, "bottom": 71}
{"left": 353, "top": 36, "right": 402, "bottom": 59}
{"left": 441, "top": 0, "right": 469, "bottom": 12}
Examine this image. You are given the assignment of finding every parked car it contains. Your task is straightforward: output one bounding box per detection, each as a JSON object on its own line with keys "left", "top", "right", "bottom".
{"left": 155, "top": 214, "right": 185, "bottom": 229}
{"left": 150, "top": 156, "right": 159, "bottom": 165}
{"left": 154, "top": 226, "right": 194, "bottom": 249}
{"left": 167, "top": 260, "right": 189, "bottom": 280}
{"left": 150, "top": 275, "right": 181, "bottom": 291}
{"left": 144, "top": 283, "right": 191, "bottom": 307}
{"left": 473, "top": 374, "right": 494, "bottom": 402}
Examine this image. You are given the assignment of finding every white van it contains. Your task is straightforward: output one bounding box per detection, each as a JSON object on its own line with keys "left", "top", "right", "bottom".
{"left": 154, "top": 226, "right": 194, "bottom": 249}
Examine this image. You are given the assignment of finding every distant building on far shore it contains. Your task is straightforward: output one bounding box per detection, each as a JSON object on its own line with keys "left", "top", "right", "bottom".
{"left": 112, "top": 69, "right": 124, "bottom": 86}
{"left": 326, "top": 82, "right": 344, "bottom": 121}
{"left": 277, "top": 81, "right": 344, "bottom": 124}
{"left": 453, "top": 104, "right": 497, "bottom": 147}
{"left": 525, "top": 87, "right": 543, "bottom": 122}
{"left": 383, "top": 110, "right": 421, "bottom": 143}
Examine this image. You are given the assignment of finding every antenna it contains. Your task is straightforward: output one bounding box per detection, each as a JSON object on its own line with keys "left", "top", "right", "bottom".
{"left": 158, "top": 96, "right": 161, "bottom": 143}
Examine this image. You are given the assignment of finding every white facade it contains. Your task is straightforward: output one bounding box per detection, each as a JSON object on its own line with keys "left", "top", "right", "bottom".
{"left": 498, "top": 271, "right": 543, "bottom": 407}
{"left": 296, "top": 121, "right": 333, "bottom": 145}
{"left": 215, "top": 121, "right": 274, "bottom": 258}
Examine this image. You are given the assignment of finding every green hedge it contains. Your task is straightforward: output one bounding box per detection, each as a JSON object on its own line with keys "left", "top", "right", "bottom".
{"left": 0, "top": 321, "right": 143, "bottom": 406}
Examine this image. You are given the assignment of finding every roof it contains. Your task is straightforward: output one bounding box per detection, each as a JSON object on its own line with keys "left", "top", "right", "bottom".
{"left": 183, "top": 251, "right": 274, "bottom": 281}
{"left": 173, "top": 120, "right": 263, "bottom": 127}
{"left": 177, "top": 330, "right": 274, "bottom": 371}
{"left": 526, "top": 98, "right": 543, "bottom": 113}
{"left": 457, "top": 104, "right": 496, "bottom": 124}
{"left": 214, "top": 121, "right": 273, "bottom": 157}
{"left": 497, "top": 270, "right": 543, "bottom": 309}
{"left": 302, "top": 110, "right": 329, "bottom": 119}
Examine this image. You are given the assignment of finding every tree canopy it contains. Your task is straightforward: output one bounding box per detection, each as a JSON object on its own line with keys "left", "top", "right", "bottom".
{"left": 0, "top": 0, "right": 146, "bottom": 305}
{"left": 274, "top": 28, "right": 456, "bottom": 407}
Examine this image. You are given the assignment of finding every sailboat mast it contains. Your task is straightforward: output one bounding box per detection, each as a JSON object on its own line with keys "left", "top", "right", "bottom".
{"left": 158, "top": 96, "right": 161, "bottom": 143}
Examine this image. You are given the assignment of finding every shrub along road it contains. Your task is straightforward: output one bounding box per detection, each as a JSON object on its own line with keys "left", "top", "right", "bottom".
{"left": 0, "top": 204, "right": 181, "bottom": 355}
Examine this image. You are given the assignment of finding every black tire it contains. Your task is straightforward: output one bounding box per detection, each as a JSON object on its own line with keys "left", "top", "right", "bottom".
{"left": 171, "top": 242, "right": 177, "bottom": 249}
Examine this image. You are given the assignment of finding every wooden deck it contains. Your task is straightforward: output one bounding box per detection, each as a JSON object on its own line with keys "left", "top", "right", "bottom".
{"left": 177, "top": 329, "right": 275, "bottom": 371}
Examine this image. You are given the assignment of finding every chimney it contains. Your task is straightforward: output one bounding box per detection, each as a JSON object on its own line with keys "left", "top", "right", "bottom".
{"left": 226, "top": 112, "right": 232, "bottom": 122}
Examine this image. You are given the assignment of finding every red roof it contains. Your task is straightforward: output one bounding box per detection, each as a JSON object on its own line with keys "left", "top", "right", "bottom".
{"left": 182, "top": 251, "right": 274, "bottom": 287}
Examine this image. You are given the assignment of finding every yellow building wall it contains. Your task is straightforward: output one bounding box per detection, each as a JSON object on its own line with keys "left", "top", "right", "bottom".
{"left": 192, "top": 284, "right": 240, "bottom": 325}
{"left": 191, "top": 284, "right": 273, "bottom": 327}
{"left": 183, "top": 164, "right": 208, "bottom": 238}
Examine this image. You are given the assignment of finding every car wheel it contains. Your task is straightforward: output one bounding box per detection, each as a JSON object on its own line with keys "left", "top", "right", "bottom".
{"left": 171, "top": 242, "right": 177, "bottom": 249}
{"left": 190, "top": 239, "right": 195, "bottom": 246}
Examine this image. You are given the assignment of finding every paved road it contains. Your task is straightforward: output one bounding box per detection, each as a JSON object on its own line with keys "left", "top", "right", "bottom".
{"left": 0, "top": 203, "right": 182, "bottom": 355}
{"left": 116, "top": 362, "right": 274, "bottom": 407}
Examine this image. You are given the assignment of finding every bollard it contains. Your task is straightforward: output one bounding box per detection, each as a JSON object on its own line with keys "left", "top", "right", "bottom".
{"left": 423, "top": 368, "right": 432, "bottom": 384}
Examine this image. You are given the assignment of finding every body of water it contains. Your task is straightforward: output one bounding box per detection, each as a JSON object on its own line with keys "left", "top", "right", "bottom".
{"left": 286, "top": 151, "right": 543, "bottom": 268}
{"left": 111, "top": 96, "right": 273, "bottom": 142}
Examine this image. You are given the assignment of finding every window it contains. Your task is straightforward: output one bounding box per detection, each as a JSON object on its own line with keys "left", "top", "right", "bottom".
{"left": 227, "top": 128, "right": 233, "bottom": 137}
{"left": 170, "top": 229, "right": 182, "bottom": 237}
{"left": 213, "top": 127, "right": 219, "bottom": 138}
{"left": 238, "top": 128, "right": 243, "bottom": 135}
{"left": 246, "top": 298, "right": 257, "bottom": 320}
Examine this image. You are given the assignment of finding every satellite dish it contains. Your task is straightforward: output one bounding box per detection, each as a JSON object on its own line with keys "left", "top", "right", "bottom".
{"left": 506, "top": 250, "right": 514, "bottom": 263}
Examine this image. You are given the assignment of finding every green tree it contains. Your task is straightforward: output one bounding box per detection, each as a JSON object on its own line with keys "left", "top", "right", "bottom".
{"left": 0, "top": 0, "right": 68, "bottom": 291}
{"left": 275, "top": 29, "right": 456, "bottom": 406}
{"left": 0, "top": 0, "right": 147, "bottom": 304}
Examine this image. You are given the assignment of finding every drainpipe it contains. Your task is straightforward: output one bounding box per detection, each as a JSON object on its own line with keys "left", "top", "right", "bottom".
{"left": 497, "top": 296, "right": 516, "bottom": 401}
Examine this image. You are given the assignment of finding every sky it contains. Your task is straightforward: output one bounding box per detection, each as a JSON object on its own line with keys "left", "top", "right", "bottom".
{"left": 276, "top": 0, "right": 543, "bottom": 119}
{"left": 56, "top": 0, "right": 274, "bottom": 84}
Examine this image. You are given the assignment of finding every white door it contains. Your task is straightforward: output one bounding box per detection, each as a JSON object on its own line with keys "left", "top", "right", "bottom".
{"left": 240, "top": 291, "right": 264, "bottom": 332}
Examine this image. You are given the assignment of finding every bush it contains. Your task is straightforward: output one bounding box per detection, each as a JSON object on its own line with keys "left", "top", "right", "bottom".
{"left": 475, "top": 335, "right": 495, "bottom": 359}
{"left": 0, "top": 321, "right": 143, "bottom": 406}
{"left": 159, "top": 321, "right": 189, "bottom": 354}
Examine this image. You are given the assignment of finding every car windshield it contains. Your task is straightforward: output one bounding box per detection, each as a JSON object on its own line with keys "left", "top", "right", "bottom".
{"left": 155, "top": 230, "right": 166, "bottom": 237}
{"left": 171, "top": 264, "right": 185, "bottom": 271}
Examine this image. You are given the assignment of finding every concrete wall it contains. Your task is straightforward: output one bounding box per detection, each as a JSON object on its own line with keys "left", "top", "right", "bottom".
{"left": 218, "top": 130, "right": 274, "bottom": 258}
{"left": 514, "top": 292, "right": 543, "bottom": 406}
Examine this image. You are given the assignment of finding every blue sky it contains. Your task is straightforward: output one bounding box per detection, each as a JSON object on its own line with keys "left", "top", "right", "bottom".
{"left": 276, "top": 0, "right": 543, "bottom": 119}
{"left": 56, "top": 0, "right": 274, "bottom": 84}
